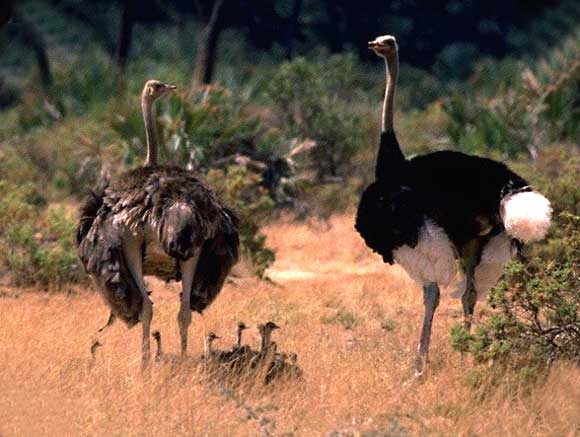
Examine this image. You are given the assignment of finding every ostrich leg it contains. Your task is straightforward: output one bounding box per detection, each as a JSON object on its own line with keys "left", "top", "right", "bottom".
{"left": 178, "top": 251, "right": 200, "bottom": 355}
{"left": 98, "top": 312, "right": 116, "bottom": 333}
{"left": 461, "top": 239, "right": 481, "bottom": 331}
{"left": 123, "top": 232, "right": 152, "bottom": 369}
{"left": 414, "top": 282, "right": 440, "bottom": 374}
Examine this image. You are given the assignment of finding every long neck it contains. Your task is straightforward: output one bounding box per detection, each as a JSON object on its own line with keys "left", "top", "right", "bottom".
{"left": 205, "top": 338, "right": 215, "bottom": 355}
{"left": 142, "top": 96, "right": 158, "bottom": 166}
{"left": 154, "top": 336, "right": 162, "bottom": 359}
{"left": 375, "top": 53, "right": 406, "bottom": 182}
{"left": 382, "top": 54, "right": 398, "bottom": 132}
{"left": 236, "top": 328, "right": 243, "bottom": 347}
{"left": 260, "top": 331, "right": 270, "bottom": 352}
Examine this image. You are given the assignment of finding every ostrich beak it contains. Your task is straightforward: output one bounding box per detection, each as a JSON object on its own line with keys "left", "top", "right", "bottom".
{"left": 368, "top": 40, "right": 380, "bottom": 49}
{"left": 166, "top": 84, "right": 177, "bottom": 91}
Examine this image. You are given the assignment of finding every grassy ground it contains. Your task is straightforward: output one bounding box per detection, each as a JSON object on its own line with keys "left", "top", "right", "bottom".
{"left": 1, "top": 214, "right": 579, "bottom": 436}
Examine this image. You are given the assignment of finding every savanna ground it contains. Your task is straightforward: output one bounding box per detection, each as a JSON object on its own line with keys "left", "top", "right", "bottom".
{"left": 1, "top": 214, "right": 579, "bottom": 437}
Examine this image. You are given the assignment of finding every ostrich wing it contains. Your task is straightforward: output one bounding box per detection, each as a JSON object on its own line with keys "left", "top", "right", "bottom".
{"left": 191, "top": 208, "right": 240, "bottom": 313}
{"left": 77, "top": 194, "right": 143, "bottom": 327}
{"left": 355, "top": 182, "right": 423, "bottom": 264}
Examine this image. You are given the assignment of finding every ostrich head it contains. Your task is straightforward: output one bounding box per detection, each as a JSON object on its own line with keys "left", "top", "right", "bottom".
{"left": 207, "top": 331, "right": 221, "bottom": 343}
{"left": 368, "top": 35, "right": 398, "bottom": 58}
{"left": 152, "top": 330, "right": 161, "bottom": 341}
{"left": 238, "top": 321, "right": 248, "bottom": 331}
{"left": 142, "top": 79, "right": 177, "bottom": 102}
{"left": 258, "top": 321, "right": 280, "bottom": 336}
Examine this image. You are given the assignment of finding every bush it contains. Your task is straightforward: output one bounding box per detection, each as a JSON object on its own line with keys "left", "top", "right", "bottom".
{"left": 266, "top": 55, "right": 371, "bottom": 179}
{"left": 110, "top": 86, "right": 276, "bottom": 169}
{"left": 443, "top": 34, "right": 579, "bottom": 159}
{"left": 451, "top": 212, "right": 580, "bottom": 369}
{"left": 0, "top": 183, "right": 82, "bottom": 289}
{"left": 206, "top": 165, "right": 275, "bottom": 278}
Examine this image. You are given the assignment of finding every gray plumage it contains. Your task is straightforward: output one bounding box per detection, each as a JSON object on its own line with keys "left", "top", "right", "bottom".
{"left": 76, "top": 80, "right": 240, "bottom": 366}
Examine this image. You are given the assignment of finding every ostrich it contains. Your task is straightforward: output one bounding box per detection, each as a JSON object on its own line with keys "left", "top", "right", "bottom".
{"left": 355, "top": 35, "right": 552, "bottom": 375}
{"left": 76, "top": 80, "right": 240, "bottom": 368}
{"left": 151, "top": 330, "right": 182, "bottom": 364}
{"left": 258, "top": 322, "right": 280, "bottom": 353}
{"left": 204, "top": 331, "right": 221, "bottom": 356}
{"left": 235, "top": 321, "right": 249, "bottom": 349}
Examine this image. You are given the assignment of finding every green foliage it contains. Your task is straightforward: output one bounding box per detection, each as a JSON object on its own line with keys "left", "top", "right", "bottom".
{"left": 111, "top": 86, "right": 275, "bottom": 168}
{"left": 452, "top": 212, "right": 580, "bottom": 369}
{"left": 0, "top": 181, "right": 44, "bottom": 234}
{"left": 443, "top": 30, "right": 579, "bottom": 158}
{"left": 206, "top": 166, "right": 275, "bottom": 278}
{"left": 0, "top": 183, "right": 82, "bottom": 289}
{"left": 532, "top": 149, "right": 580, "bottom": 216}
{"left": 266, "top": 55, "right": 371, "bottom": 179}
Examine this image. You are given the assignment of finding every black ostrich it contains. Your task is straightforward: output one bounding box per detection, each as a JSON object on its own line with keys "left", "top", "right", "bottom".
{"left": 76, "top": 80, "right": 239, "bottom": 368}
{"left": 355, "top": 36, "right": 552, "bottom": 375}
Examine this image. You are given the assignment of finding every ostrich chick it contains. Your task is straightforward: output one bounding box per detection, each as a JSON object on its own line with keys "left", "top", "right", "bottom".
{"left": 204, "top": 331, "right": 221, "bottom": 356}
{"left": 235, "top": 321, "right": 249, "bottom": 349}
{"left": 258, "top": 321, "right": 280, "bottom": 353}
{"left": 151, "top": 330, "right": 181, "bottom": 364}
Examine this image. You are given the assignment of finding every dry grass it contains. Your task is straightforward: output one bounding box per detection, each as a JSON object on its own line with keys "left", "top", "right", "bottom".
{"left": 1, "top": 214, "right": 579, "bottom": 436}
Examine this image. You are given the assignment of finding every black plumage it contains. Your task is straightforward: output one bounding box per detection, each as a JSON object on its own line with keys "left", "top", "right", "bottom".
{"left": 356, "top": 35, "right": 550, "bottom": 376}
{"left": 356, "top": 132, "right": 529, "bottom": 264}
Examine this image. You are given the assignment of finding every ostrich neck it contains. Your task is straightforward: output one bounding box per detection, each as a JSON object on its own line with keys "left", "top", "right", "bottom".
{"left": 382, "top": 54, "right": 399, "bottom": 132}
{"left": 155, "top": 336, "right": 163, "bottom": 358}
{"left": 236, "top": 329, "right": 243, "bottom": 347}
{"left": 375, "top": 52, "right": 405, "bottom": 182}
{"left": 142, "top": 97, "right": 158, "bottom": 166}
{"left": 260, "top": 332, "right": 270, "bottom": 351}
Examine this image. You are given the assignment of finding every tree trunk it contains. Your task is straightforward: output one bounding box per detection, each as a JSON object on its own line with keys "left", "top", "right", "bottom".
{"left": 12, "top": 10, "right": 52, "bottom": 89}
{"left": 191, "top": 0, "right": 225, "bottom": 90}
{"left": 0, "top": 0, "right": 14, "bottom": 27}
{"left": 115, "top": 0, "right": 137, "bottom": 72}
{"left": 285, "top": 0, "right": 303, "bottom": 59}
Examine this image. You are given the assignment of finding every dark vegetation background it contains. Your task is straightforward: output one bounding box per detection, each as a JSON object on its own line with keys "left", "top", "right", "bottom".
{"left": 0, "top": 0, "right": 579, "bottom": 379}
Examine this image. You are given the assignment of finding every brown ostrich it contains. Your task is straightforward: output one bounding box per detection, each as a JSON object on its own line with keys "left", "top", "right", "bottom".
{"left": 77, "top": 80, "right": 239, "bottom": 368}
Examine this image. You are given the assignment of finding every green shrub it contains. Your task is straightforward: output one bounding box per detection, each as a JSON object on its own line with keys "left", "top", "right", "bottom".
{"left": 442, "top": 34, "right": 579, "bottom": 159}
{"left": 451, "top": 212, "right": 580, "bottom": 369}
{"left": 0, "top": 186, "right": 83, "bottom": 289}
{"left": 206, "top": 165, "right": 275, "bottom": 278}
{"left": 266, "top": 55, "right": 371, "bottom": 179}
{"left": 111, "top": 86, "right": 276, "bottom": 169}
{"left": 0, "top": 181, "right": 44, "bottom": 234}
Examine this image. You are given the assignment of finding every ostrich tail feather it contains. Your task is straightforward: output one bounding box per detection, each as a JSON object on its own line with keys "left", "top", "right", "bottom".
{"left": 501, "top": 191, "right": 552, "bottom": 243}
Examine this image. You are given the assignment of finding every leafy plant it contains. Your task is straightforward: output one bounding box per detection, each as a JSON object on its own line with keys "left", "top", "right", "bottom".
{"left": 0, "top": 185, "right": 82, "bottom": 289}
{"left": 266, "top": 55, "right": 370, "bottom": 179}
{"left": 111, "top": 86, "right": 275, "bottom": 169}
{"left": 206, "top": 165, "right": 275, "bottom": 278}
{"left": 451, "top": 212, "right": 580, "bottom": 369}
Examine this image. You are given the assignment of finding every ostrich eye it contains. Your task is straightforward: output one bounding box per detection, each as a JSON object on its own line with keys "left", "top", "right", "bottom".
{"left": 386, "top": 40, "right": 394, "bottom": 47}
